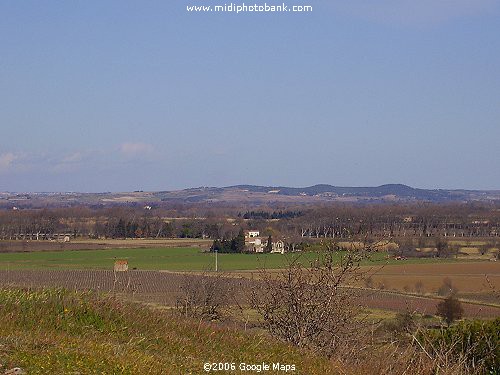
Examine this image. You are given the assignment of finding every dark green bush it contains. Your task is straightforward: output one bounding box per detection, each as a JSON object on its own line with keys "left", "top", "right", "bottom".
{"left": 419, "top": 318, "right": 499, "bottom": 374}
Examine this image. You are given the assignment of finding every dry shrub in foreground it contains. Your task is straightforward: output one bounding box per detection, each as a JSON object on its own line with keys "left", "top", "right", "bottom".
{"left": 335, "top": 339, "right": 482, "bottom": 375}
{"left": 251, "top": 244, "right": 372, "bottom": 357}
{"left": 416, "top": 318, "right": 499, "bottom": 374}
{"left": 335, "top": 318, "right": 498, "bottom": 375}
{"left": 175, "top": 271, "right": 232, "bottom": 320}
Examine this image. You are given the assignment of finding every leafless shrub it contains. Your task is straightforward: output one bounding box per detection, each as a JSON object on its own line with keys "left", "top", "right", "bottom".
{"left": 478, "top": 243, "right": 490, "bottom": 256}
{"left": 340, "top": 337, "right": 481, "bottom": 375}
{"left": 437, "top": 277, "right": 458, "bottom": 297}
{"left": 250, "top": 242, "right": 374, "bottom": 357}
{"left": 175, "top": 271, "right": 230, "bottom": 320}
{"left": 338, "top": 320, "right": 493, "bottom": 375}
{"left": 414, "top": 280, "right": 424, "bottom": 294}
{"left": 436, "top": 294, "right": 464, "bottom": 326}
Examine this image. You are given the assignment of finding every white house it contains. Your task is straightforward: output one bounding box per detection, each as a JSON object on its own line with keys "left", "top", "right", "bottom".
{"left": 245, "top": 230, "right": 286, "bottom": 254}
{"left": 245, "top": 230, "right": 263, "bottom": 252}
{"left": 270, "top": 240, "right": 285, "bottom": 254}
{"left": 246, "top": 230, "right": 260, "bottom": 238}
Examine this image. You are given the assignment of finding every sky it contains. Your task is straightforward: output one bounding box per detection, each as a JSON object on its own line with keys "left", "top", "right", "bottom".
{"left": 1, "top": 1, "right": 499, "bottom": 192}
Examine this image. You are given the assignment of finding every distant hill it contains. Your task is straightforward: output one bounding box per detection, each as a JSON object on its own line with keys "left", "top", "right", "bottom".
{"left": 0, "top": 184, "right": 499, "bottom": 208}
{"left": 230, "top": 184, "right": 446, "bottom": 199}
{"left": 226, "top": 184, "right": 499, "bottom": 202}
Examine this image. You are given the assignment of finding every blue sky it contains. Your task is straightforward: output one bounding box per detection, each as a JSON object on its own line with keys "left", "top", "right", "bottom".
{"left": 1, "top": 1, "right": 499, "bottom": 192}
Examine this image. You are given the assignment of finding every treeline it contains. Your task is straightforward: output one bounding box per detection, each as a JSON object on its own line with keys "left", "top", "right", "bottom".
{"left": 88, "top": 219, "right": 225, "bottom": 240}
{"left": 238, "top": 210, "right": 302, "bottom": 220}
{"left": 0, "top": 208, "right": 231, "bottom": 240}
{"left": 291, "top": 203, "right": 500, "bottom": 239}
{"left": 1, "top": 202, "right": 499, "bottom": 241}
{"left": 392, "top": 237, "right": 499, "bottom": 259}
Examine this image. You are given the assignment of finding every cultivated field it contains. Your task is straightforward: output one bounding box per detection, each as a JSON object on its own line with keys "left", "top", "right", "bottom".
{"left": 0, "top": 269, "right": 251, "bottom": 306}
{"left": 359, "top": 262, "right": 500, "bottom": 294}
{"left": 1, "top": 244, "right": 498, "bottom": 319}
{"left": 0, "top": 269, "right": 498, "bottom": 318}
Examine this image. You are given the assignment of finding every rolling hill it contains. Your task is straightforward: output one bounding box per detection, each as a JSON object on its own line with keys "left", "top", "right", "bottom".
{"left": 1, "top": 184, "right": 499, "bottom": 208}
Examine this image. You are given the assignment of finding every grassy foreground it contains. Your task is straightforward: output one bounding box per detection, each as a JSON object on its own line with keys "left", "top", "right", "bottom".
{"left": 0, "top": 288, "right": 335, "bottom": 374}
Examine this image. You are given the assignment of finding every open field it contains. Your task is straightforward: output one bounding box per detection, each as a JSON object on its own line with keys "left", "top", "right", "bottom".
{"left": 0, "top": 247, "right": 498, "bottom": 316}
{"left": 0, "top": 246, "right": 468, "bottom": 271}
{"left": 0, "top": 247, "right": 319, "bottom": 270}
{"left": 358, "top": 262, "right": 500, "bottom": 296}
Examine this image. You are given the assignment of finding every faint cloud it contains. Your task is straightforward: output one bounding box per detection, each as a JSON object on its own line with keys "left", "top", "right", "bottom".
{"left": 0, "top": 149, "right": 104, "bottom": 177}
{"left": 329, "top": 0, "right": 498, "bottom": 26}
{"left": 119, "top": 142, "right": 155, "bottom": 157}
{"left": 0, "top": 152, "right": 17, "bottom": 172}
{"left": 61, "top": 152, "right": 84, "bottom": 163}
{"left": 51, "top": 151, "right": 87, "bottom": 173}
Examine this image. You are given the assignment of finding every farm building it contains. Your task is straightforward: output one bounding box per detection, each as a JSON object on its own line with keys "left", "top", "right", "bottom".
{"left": 114, "top": 260, "right": 129, "bottom": 272}
{"left": 246, "top": 230, "right": 260, "bottom": 238}
{"left": 244, "top": 230, "right": 286, "bottom": 254}
{"left": 270, "top": 240, "right": 285, "bottom": 254}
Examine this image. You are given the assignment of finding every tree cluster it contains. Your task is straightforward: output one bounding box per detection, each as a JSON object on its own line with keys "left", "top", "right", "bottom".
{"left": 210, "top": 229, "right": 246, "bottom": 253}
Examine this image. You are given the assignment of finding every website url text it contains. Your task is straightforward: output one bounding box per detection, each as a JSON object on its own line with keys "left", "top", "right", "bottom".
{"left": 187, "top": 3, "right": 313, "bottom": 14}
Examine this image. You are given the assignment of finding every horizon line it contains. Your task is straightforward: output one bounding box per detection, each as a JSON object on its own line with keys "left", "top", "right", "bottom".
{"left": 1, "top": 183, "right": 499, "bottom": 195}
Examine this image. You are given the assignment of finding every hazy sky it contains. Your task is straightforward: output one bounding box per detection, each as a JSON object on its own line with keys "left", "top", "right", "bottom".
{"left": 1, "top": 1, "right": 499, "bottom": 192}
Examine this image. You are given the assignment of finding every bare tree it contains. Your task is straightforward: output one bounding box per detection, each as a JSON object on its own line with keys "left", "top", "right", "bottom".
{"left": 414, "top": 280, "right": 425, "bottom": 294}
{"left": 478, "top": 243, "right": 490, "bottom": 256}
{"left": 437, "top": 277, "right": 458, "bottom": 297}
{"left": 434, "top": 237, "right": 451, "bottom": 258}
{"left": 436, "top": 294, "right": 463, "bottom": 326}
{"left": 175, "top": 272, "right": 230, "bottom": 320}
{"left": 251, "top": 243, "right": 373, "bottom": 357}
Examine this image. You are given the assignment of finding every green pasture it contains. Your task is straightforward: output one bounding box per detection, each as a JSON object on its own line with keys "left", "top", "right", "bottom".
{"left": 0, "top": 247, "right": 461, "bottom": 271}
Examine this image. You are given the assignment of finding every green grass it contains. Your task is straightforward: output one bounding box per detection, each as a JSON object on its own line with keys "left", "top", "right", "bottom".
{"left": 0, "top": 247, "right": 464, "bottom": 271}
{"left": 0, "top": 288, "right": 336, "bottom": 374}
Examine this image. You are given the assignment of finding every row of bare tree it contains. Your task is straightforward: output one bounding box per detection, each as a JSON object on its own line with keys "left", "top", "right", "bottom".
{"left": 0, "top": 202, "right": 499, "bottom": 241}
